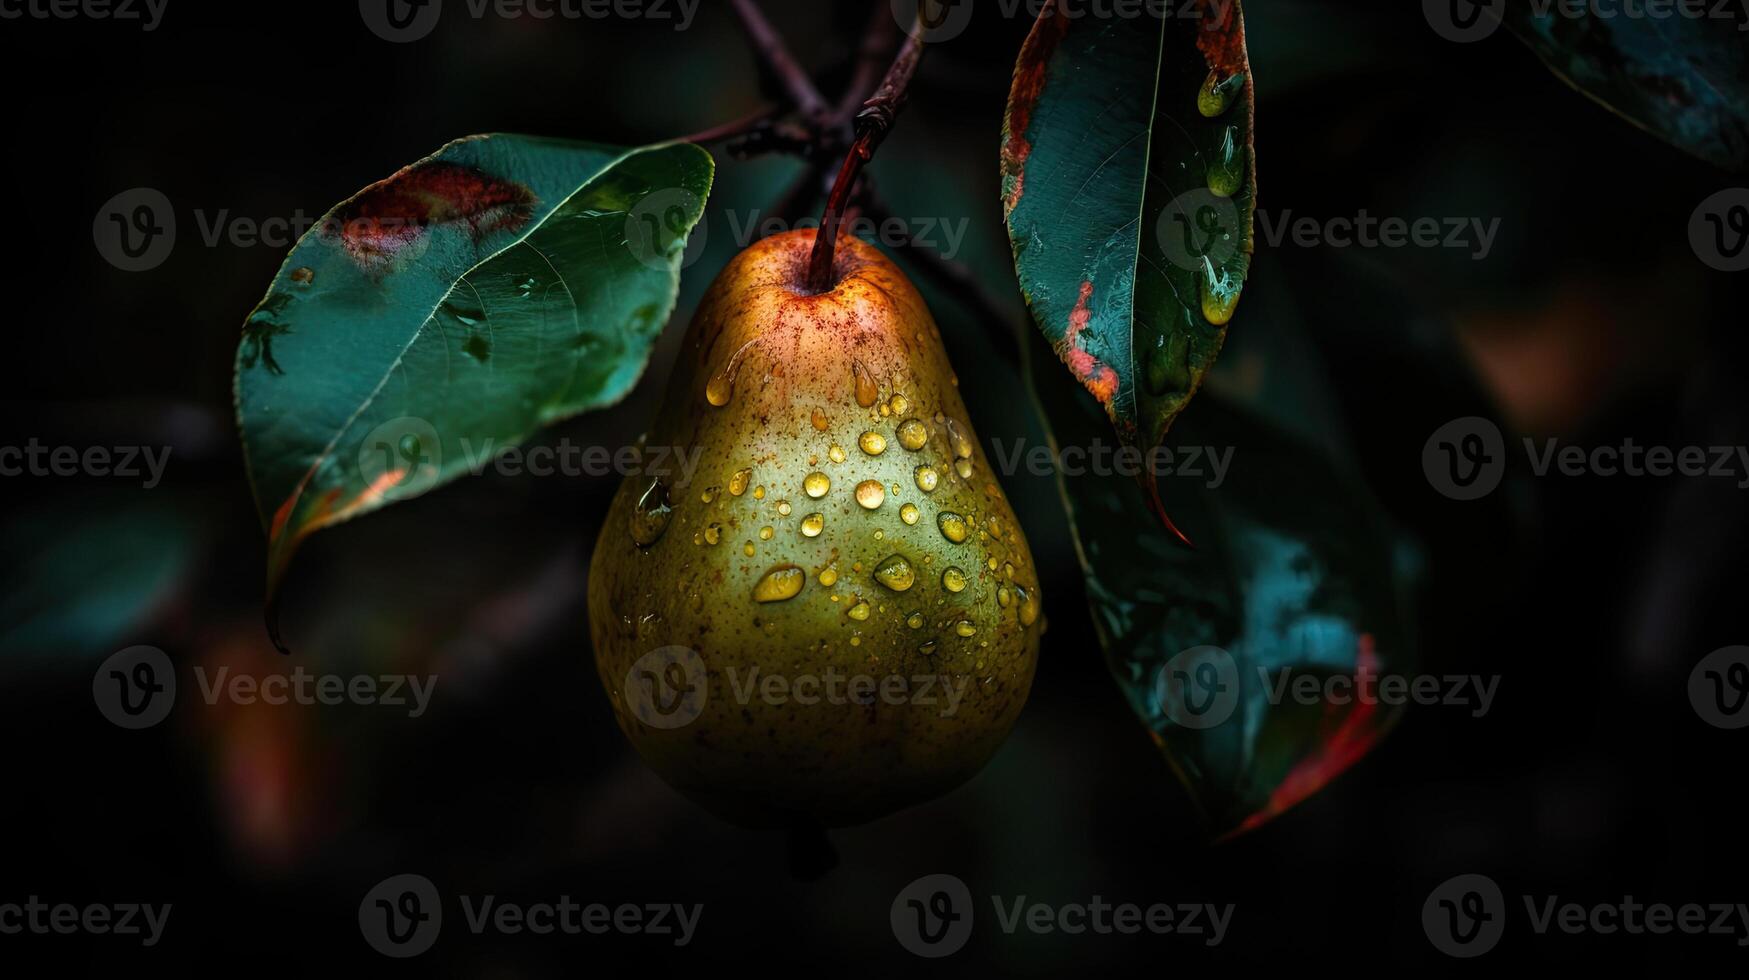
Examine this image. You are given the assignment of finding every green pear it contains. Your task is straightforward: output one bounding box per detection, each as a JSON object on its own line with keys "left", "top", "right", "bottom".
{"left": 589, "top": 229, "right": 1041, "bottom": 828}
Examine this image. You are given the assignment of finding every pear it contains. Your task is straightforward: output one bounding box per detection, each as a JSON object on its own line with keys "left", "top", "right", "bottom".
{"left": 588, "top": 229, "right": 1041, "bottom": 828}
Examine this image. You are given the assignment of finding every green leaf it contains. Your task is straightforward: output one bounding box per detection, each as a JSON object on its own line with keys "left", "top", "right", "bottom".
{"left": 1002, "top": 0, "right": 1256, "bottom": 534}
{"left": 1502, "top": 3, "right": 1749, "bottom": 171}
{"left": 1028, "top": 309, "right": 1416, "bottom": 839}
{"left": 235, "top": 135, "right": 713, "bottom": 626}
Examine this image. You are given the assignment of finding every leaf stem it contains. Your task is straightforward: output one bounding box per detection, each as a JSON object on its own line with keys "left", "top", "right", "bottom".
{"left": 804, "top": 24, "right": 926, "bottom": 294}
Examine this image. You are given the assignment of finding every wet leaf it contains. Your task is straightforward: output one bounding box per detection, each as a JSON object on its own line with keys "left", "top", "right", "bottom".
{"left": 1029, "top": 321, "right": 1415, "bottom": 839}
{"left": 235, "top": 136, "right": 713, "bottom": 641}
{"left": 1002, "top": 0, "right": 1256, "bottom": 537}
{"left": 1502, "top": 2, "right": 1749, "bottom": 170}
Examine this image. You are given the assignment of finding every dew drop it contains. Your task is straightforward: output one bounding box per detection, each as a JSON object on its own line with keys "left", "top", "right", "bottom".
{"left": 1017, "top": 585, "right": 1041, "bottom": 627}
{"left": 937, "top": 512, "right": 969, "bottom": 543}
{"left": 1200, "top": 259, "right": 1242, "bottom": 326}
{"left": 954, "top": 620, "right": 977, "bottom": 638}
{"left": 942, "top": 566, "right": 967, "bottom": 593}
{"left": 915, "top": 465, "right": 940, "bottom": 493}
{"left": 906, "top": 613, "right": 924, "bottom": 629}
{"left": 954, "top": 458, "right": 973, "bottom": 480}
{"left": 828, "top": 444, "right": 848, "bottom": 464}
{"left": 900, "top": 502, "right": 921, "bottom": 525}
{"left": 888, "top": 394, "right": 910, "bottom": 416}
{"left": 759, "top": 526, "right": 774, "bottom": 541}
{"left": 873, "top": 554, "right": 917, "bottom": 592}
{"left": 848, "top": 601, "right": 872, "bottom": 621}
{"left": 1197, "top": 69, "right": 1245, "bottom": 118}
{"left": 1208, "top": 125, "right": 1244, "bottom": 198}
{"left": 777, "top": 499, "right": 792, "bottom": 516}
{"left": 700, "top": 486, "right": 720, "bottom": 503}
{"left": 859, "top": 431, "right": 888, "bottom": 456}
{"left": 896, "top": 419, "right": 929, "bottom": 451}
{"left": 703, "top": 523, "right": 722, "bottom": 546}
{"left": 851, "top": 359, "right": 879, "bottom": 408}
{"left": 946, "top": 418, "right": 974, "bottom": 459}
{"left": 705, "top": 373, "right": 734, "bottom": 407}
{"left": 804, "top": 472, "right": 831, "bottom": 498}
{"left": 801, "top": 513, "right": 825, "bottom": 537}
{"left": 743, "top": 543, "right": 756, "bottom": 557}
{"left": 811, "top": 407, "right": 830, "bottom": 431}
{"left": 855, "top": 480, "right": 886, "bottom": 510}
{"left": 919, "top": 641, "right": 938, "bottom": 656}
{"left": 629, "top": 478, "right": 672, "bottom": 547}
{"left": 729, "top": 468, "right": 753, "bottom": 496}
{"left": 753, "top": 565, "right": 806, "bottom": 603}
{"left": 819, "top": 565, "right": 840, "bottom": 587}
{"left": 998, "top": 586, "right": 1014, "bottom": 608}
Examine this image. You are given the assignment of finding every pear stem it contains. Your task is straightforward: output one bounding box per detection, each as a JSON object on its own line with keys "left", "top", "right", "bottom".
{"left": 804, "top": 25, "right": 927, "bottom": 294}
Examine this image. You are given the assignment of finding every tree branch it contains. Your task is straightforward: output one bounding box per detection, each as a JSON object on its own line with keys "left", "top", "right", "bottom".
{"left": 835, "top": 2, "right": 902, "bottom": 122}
{"left": 805, "top": 24, "right": 927, "bottom": 293}
{"left": 729, "top": 0, "right": 829, "bottom": 123}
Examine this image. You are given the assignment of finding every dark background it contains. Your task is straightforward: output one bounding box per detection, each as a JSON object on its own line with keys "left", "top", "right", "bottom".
{"left": 2, "top": 0, "right": 1746, "bottom": 973}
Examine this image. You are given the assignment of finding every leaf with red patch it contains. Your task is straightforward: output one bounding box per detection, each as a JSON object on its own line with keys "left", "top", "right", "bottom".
{"left": 1002, "top": 0, "right": 1256, "bottom": 539}
{"left": 1028, "top": 296, "right": 1417, "bottom": 838}
{"left": 235, "top": 135, "right": 713, "bottom": 649}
